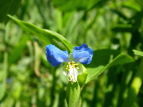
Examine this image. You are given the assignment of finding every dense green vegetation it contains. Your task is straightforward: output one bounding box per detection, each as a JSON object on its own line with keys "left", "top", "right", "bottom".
{"left": 0, "top": 0, "right": 143, "bottom": 107}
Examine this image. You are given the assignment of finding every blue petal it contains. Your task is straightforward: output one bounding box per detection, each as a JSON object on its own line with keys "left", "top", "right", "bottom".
{"left": 46, "top": 44, "right": 68, "bottom": 66}
{"left": 72, "top": 44, "right": 93, "bottom": 64}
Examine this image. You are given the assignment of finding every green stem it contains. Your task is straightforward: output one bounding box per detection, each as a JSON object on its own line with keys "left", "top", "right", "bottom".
{"left": 66, "top": 82, "right": 81, "bottom": 107}
{"left": 49, "top": 68, "right": 57, "bottom": 107}
{"left": 117, "top": 64, "right": 132, "bottom": 107}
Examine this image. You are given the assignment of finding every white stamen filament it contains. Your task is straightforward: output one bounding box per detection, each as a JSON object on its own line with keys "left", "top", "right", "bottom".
{"left": 67, "top": 65, "right": 78, "bottom": 82}
{"left": 64, "top": 61, "right": 79, "bottom": 83}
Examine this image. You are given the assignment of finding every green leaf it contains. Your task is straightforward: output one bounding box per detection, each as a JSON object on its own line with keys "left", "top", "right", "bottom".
{"left": 86, "top": 49, "right": 120, "bottom": 68}
{"left": 85, "top": 50, "right": 134, "bottom": 83}
{"left": 122, "top": 1, "right": 141, "bottom": 12}
{"left": 66, "top": 82, "right": 81, "bottom": 107}
{"left": 52, "top": 0, "right": 106, "bottom": 11}
{"left": 0, "top": 53, "right": 8, "bottom": 101}
{"left": 110, "top": 9, "right": 128, "bottom": 20}
{"left": 0, "top": 0, "right": 21, "bottom": 23}
{"left": 78, "top": 71, "right": 88, "bottom": 87}
{"left": 8, "top": 15, "right": 73, "bottom": 52}
{"left": 0, "top": 82, "right": 6, "bottom": 101}
{"left": 112, "top": 24, "right": 133, "bottom": 32}
{"left": 133, "top": 50, "right": 143, "bottom": 56}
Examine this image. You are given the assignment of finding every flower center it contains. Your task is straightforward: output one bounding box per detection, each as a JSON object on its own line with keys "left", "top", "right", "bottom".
{"left": 65, "top": 61, "right": 79, "bottom": 82}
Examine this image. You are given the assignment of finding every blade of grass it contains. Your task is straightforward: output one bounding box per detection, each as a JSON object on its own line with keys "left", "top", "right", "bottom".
{"left": 8, "top": 15, "right": 73, "bottom": 52}
{"left": 123, "top": 59, "right": 143, "bottom": 107}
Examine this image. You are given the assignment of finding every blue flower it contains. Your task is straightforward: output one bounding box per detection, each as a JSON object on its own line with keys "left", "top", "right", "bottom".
{"left": 46, "top": 45, "right": 69, "bottom": 66}
{"left": 72, "top": 44, "right": 93, "bottom": 64}
{"left": 46, "top": 43, "right": 93, "bottom": 82}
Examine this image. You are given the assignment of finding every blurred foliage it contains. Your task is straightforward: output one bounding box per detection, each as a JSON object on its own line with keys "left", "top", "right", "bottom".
{"left": 0, "top": 0, "right": 21, "bottom": 23}
{"left": 0, "top": 0, "right": 143, "bottom": 107}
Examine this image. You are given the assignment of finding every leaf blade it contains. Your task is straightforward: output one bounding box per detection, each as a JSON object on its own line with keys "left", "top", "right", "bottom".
{"left": 86, "top": 54, "right": 134, "bottom": 83}
{"left": 8, "top": 15, "right": 73, "bottom": 52}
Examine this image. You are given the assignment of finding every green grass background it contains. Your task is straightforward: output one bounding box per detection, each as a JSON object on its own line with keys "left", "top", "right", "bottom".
{"left": 0, "top": 0, "right": 143, "bottom": 107}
